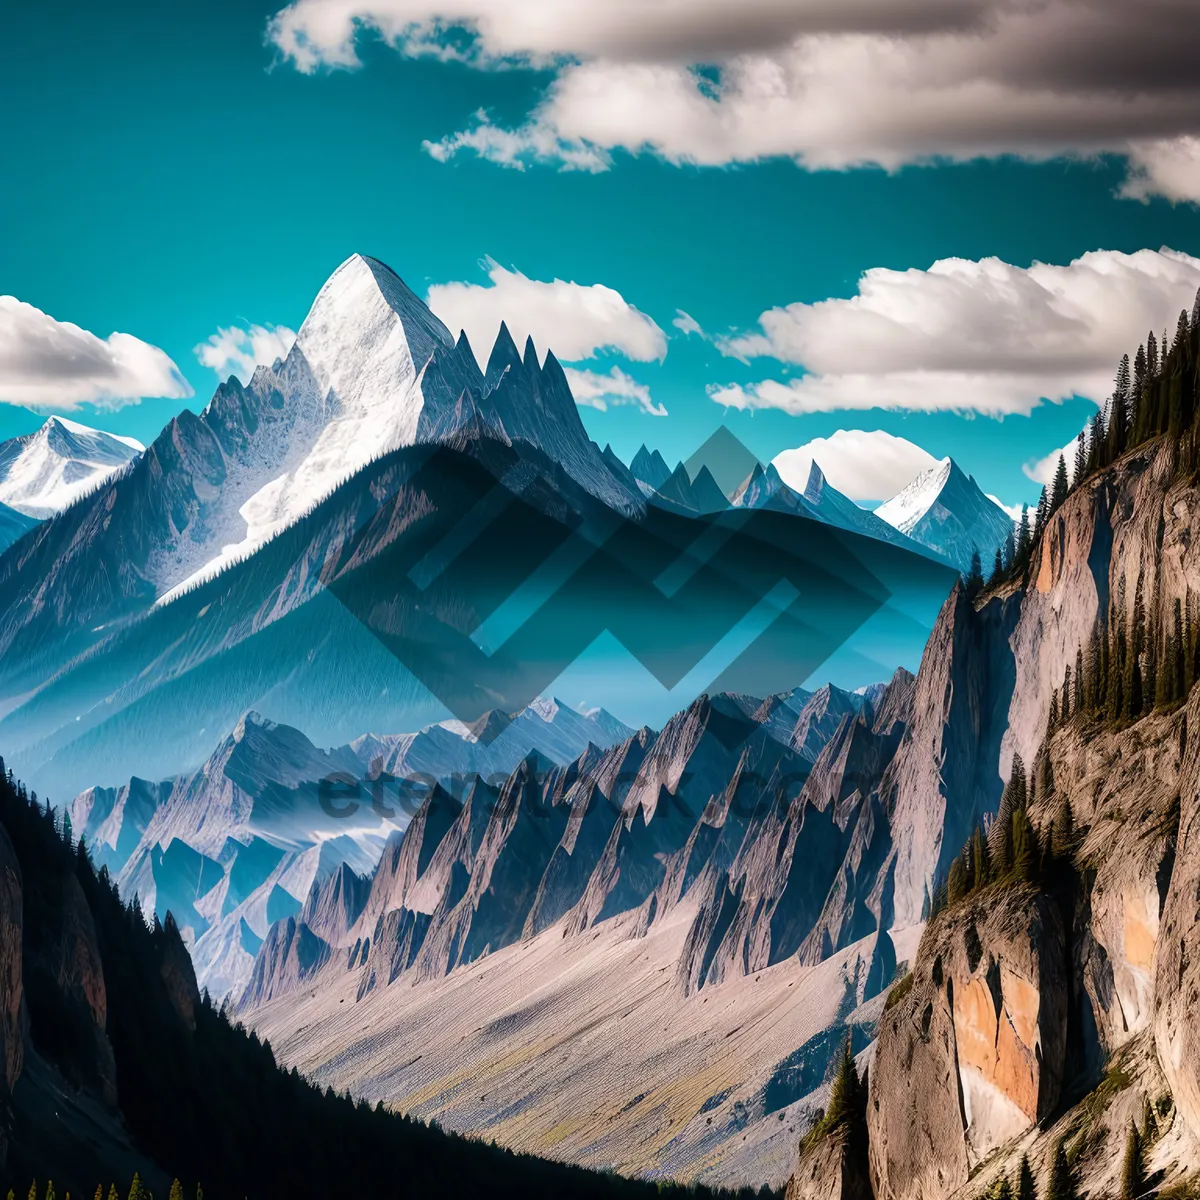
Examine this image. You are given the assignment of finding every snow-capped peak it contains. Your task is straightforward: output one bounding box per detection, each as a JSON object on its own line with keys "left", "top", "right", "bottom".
{"left": 874, "top": 457, "right": 953, "bottom": 535}
{"left": 0, "top": 415, "right": 144, "bottom": 518}
{"left": 874, "top": 456, "right": 1013, "bottom": 573}
{"left": 291, "top": 254, "right": 455, "bottom": 430}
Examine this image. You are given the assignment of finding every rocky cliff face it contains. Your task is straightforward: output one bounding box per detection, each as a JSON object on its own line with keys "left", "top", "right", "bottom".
{"left": 0, "top": 824, "right": 22, "bottom": 1129}
{"left": 867, "top": 887, "right": 1067, "bottom": 1200}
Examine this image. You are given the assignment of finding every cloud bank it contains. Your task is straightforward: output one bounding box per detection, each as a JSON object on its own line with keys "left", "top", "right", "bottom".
{"left": 0, "top": 296, "right": 193, "bottom": 410}
{"left": 772, "top": 428, "right": 938, "bottom": 502}
{"left": 711, "top": 248, "right": 1200, "bottom": 418}
{"left": 269, "top": 0, "right": 1200, "bottom": 202}
{"left": 427, "top": 259, "right": 667, "bottom": 366}
{"left": 564, "top": 365, "right": 666, "bottom": 416}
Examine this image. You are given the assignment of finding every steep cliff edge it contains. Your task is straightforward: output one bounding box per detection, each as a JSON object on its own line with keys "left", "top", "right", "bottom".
{"left": 867, "top": 887, "right": 1067, "bottom": 1200}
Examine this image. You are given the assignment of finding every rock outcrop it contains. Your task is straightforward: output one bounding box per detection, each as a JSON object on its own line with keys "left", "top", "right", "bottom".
{"left": 785, "top": 1127, "right": 871, "bottom": 1200}
{"left": 868, "top": 886, "right": 1067, "bottom": 1200}
{"left": 0, "top": 824, "right": 22, "bottom": 1104}
{"left": 1155, "top": 686, "right": 1200, "bottom": 1141}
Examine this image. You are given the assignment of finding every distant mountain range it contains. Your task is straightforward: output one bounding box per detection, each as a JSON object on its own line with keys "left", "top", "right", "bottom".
{"left": 0, "top": 414, "right": 143, "bottom": 519}
{"left": 0, "top": 254, "right": 955, "bottom": 803}
{"left": 69, "top": 699, "right": 633, "bottom": 999}
{"left": 626, "top": 433, "right": 1012, "bottom": 575}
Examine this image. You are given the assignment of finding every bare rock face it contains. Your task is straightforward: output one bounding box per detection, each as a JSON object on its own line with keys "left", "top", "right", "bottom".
{"left": 785, "top": 1127, "right": 870, "bottom": 1200}
{"left": 1154, "top": 687, "right": 1200, "bottom": 1140}
{"left": 881, "top": 586, "right": 1020, "bottom": 930}
{"left": 868, "top": 886, "right": 1067, "bottom": 1200}
{"left": 50, "top": 871, "right": 118, "bottom": 1107}
{"left": 0, "top": 823, "right": 23, "bottom": 1101}
{"left": 157, "top": 914, "right": 202, "bottom": 1030}
{"left": 1039, "top": 714, "right": 1182, "bottom": 1061}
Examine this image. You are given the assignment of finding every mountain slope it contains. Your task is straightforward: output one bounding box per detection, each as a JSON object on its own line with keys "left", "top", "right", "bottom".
{"left": 0, "top": 501, "right": 37, "bottom": 553}
{"left": 874, "top": 457, "right": 1013, "bottom": 573}
{"left": 0, "top": 255, "right": 639, "bottom": 691}
{"left": 0, "top": 760, "right": 767, "bottom": 1199}
{"left": 0, "top": 416, "right": 142, "bottom": 518}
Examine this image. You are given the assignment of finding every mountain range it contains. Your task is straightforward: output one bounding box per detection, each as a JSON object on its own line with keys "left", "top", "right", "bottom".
{"left": 874, "top": 456, "right": 1014, "bottom": 573}
{"left": 0, "top": 255, "right": 957, "bottom": 806}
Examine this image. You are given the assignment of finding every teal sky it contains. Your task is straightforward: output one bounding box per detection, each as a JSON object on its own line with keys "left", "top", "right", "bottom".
{"left": 4, "top": 0, "right": 1200, "bottom": 511}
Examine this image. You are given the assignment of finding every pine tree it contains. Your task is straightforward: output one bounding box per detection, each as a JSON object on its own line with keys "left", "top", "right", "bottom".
{"left": 947, "top": 854, "right": 969, "bottom": 905}
{"left": 1051, "top": 454, "right": 1069, "bottom": 512}
{"left": 1016, "top": 505, "right": 1031, "bottom": 562}
{"left": 966, "top": 546, "right": 983, "bottom": 595}
{"left": 990, "top": 547, "right": 1004, "bottom": 586}
{"left": 1073, "top": 429, "right": 1087, "bottom": 488}
{"left": 169, "top": 1183, "right": 185, "bottom": 1200}
{"left": 1086, "top": 410, "right": 1105, "bottom": 474}
{"left": 1012, "top": 806, "right": 1039, "bottom": 883}
{"left": 824, "top": 1035, "right": 863, "bottom": 1130}
{"left": 1120, "top": 1120, "right": 1146, "bottom": 1200}
{"left": 986, "top": 1175, "right": 1014, "bottom": 1200}
{"left": 126, "top": 1177, "right": 142, "bottom": 1200}
{"left": 1109, "top": 354, "right": 1131, "bottom": 457}
{"left": 1192, "top": 285, "right": 1200, "bottom": 333}
{"left": 971, "top": 826, "right": 990, "bottom": 891}
{"left": 1074, "top": 646, "right": 1085, "bottom": 714}
{"left": 1052, "top": 795, "right": 1075, "bottom": 857}
{"left": 1108, "top": 605, "right": 1126, "bottom": 723}
{"left": 1044, "top": 1138, "right": 1076, "bottom": 1200}
{"left": 1034, "top": 487, "right": 1049, "bottom": 539}
{"left": 1173, "top": 308, "right": 1191, "bottom": 359}
{"left": 1134, "top": 343, "right": 1148, "bottom": 395}
{"left": 1148, "top": 329, "right": 1159, "bottom": 378}
{"left": 1016, "top": 1154, "right": 1036, "bottom": 1200}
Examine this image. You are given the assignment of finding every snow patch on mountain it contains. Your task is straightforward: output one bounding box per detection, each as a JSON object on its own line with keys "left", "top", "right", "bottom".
{"left": 875, "top": 456, "right": 1014, "bottom": 572}
{"left": 0, "top": 415, "right": 143, "bottom": 518}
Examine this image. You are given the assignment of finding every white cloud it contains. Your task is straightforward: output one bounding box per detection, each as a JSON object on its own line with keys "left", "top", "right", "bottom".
{"left": 1023, "top": 438, "right": 1079, "bottom": 487}
{"left": 0, "top": 296, "right": 193, "bottom": 410}
{"left": 563, "top": 366, "right": 667, "bottom": 416}
{"left": 771, "top": 429, "right": 938, "bottom": 502}
{"left": 710, "top": 248, "right": 1200, "bottom": 417}
{"left": 269, "top": 0, "right": 1200, "bottom": 203}
{"left": 427, "top": 259, "right": 667, "bottom": 367}
{"left": 672, "top": 309, "right": 704, "bottom": 338}
{"left": 195, "top": 323, "right": 298, "bottom": 384}
{"left": 987, "top": 494, "right": 1023, "bottom": 524}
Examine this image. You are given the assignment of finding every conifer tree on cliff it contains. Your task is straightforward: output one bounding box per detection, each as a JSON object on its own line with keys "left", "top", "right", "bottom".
{"left": 1120, "top": 1120, "right": 1146, "bottom": 1200}
{"left": 1016, "top": 1155, "right": 1036, "bottom": 1200}
{"left": 1044, "top": 1138, "right": 1076, "bottom": 1200}
{"left": 1050, "top": 454, "right": 1069, "bottom": 513}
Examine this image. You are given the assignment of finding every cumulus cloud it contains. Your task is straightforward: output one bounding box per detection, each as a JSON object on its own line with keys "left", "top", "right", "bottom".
{"left": 427, "top": 259, "right": 667, "bottom": 367}
{"left": 710, "top": 248, "right": 1200, "bottom": 418}
{"left": 1023, "top": 438, "right": 1080, "bottom": 487}
{"left": 195, "top": 323, "right": 298, "bottom": 384}
{"left": 563, "top": 366, "right": 666, "bottom": 416}
{"left": 0, "top": 296, "right": 193, "bottom": 410}
{"left": 269, "top": 0, "right": 1200, "bottom": 203}
{"left": 772, "top": 428, "right": 938, "bottom": 503}
{"left": 672, "top": 309, "right": 705, "bottom": 338}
